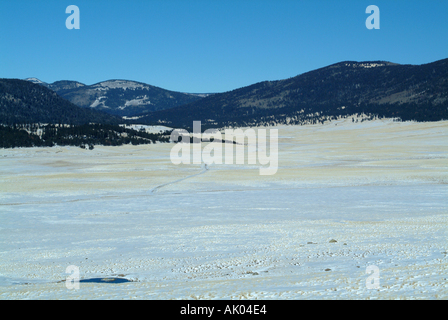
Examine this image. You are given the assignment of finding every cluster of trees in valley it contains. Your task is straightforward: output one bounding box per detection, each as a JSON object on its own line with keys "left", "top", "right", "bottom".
{"left": 0, "top": 123, "right": 172, "bottom": 149}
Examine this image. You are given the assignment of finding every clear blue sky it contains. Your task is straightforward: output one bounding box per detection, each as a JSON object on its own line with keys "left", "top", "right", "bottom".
{"left": 1, "top": 0, "right": 447, "bottom": 93}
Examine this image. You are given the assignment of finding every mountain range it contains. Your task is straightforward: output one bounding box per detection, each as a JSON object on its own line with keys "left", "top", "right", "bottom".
{"left": 3, "top": 57, "right": 447, "bottom": 129}
{"left": 137, "top": 58, "right": 448, "bottom": 129}
{"left": 0, "top": 79, "right": 120, "bottom": 125}
{"left": 25, "top": 78, "right": 209, "bottom": 118}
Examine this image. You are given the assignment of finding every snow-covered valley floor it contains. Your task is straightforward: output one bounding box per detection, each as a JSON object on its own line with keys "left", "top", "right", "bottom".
{"left": 0, "top": 119, "right": 447, "bottom": 299}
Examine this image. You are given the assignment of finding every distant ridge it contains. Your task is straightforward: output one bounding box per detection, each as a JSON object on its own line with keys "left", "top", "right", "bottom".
{"left": 136, "top": 58, "right": 448, "bottom": 128}
{"left": 20, "top": 58, "right": 448, "bottom": 129}
{"left": 0, "top": 79, "right": 120, "bottom": 125}
{"left": 26, "top": 78, "right": 208, "bottom": 118}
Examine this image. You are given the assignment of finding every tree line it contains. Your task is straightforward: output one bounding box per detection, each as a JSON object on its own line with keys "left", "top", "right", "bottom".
{"left": 0, "top": 123, "right": 172, "bottom": 149}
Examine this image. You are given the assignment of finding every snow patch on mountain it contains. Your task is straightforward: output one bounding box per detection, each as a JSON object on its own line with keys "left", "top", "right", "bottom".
{"left": 90, "top": 96, "right": 107, "bottom": 108}
{"left": 93, "top": 80, "right": 150, "bottom": 91}
{"left": 124, "top": 95, "right": 151, "bottom": 108}
{"left": 344, "top": 62, "right": 391, "bottom": 68}
{"left": 24, "top": 78, "right": 47, "bottom": 85}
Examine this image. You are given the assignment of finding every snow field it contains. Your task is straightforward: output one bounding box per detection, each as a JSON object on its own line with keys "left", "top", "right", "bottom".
{"left": 0, "top": 119, "right": 447, "bottom": 299}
